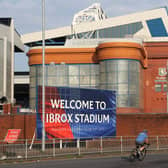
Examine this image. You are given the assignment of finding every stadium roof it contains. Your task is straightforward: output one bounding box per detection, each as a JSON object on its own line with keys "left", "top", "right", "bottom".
{"left": 21, "top": 6, "right": 168, "bottom": 47}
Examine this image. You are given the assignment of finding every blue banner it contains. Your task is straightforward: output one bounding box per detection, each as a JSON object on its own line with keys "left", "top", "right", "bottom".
{"left": 37, "top": 86, "right": 116, "bottom": 139}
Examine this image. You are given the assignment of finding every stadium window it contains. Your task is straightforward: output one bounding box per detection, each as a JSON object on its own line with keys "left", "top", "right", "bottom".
{"left": 163, "top": 83, "right": 167, "bottom": 92}
{"left": 146, "top": 18, "right": 168, "bottom": 37}
{"left": 155, "top": 84, "right": 162, "bottom": 92}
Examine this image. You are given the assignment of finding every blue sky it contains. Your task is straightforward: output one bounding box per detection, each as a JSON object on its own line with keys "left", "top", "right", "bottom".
{"left": 0, "top": 0, "right": 167, "bottom": 71}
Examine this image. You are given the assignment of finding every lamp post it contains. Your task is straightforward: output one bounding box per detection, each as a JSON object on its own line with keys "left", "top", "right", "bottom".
{"left": 42, "top": 0, "right": 46, "bottom": 151}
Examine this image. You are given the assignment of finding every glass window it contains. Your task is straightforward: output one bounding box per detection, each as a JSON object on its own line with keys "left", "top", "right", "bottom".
{"left": 48, "top": 65, "right": 56, "bottom": 76}
{"left": 163, "top": 84, "right": 167, "bottom": 92}
{"left": 69, "top": 76, "right": 79, "bottom": 85}
{"left": 46, "top": 76, "right": 67, "bottom": 86}
{"left": 30, "top": 77, "right": 36, "bottom": 86}
{"left": 129, "top": 72, "right": 138, "bottom": 84}
{"left": 100, "top": 73, "right": 106, "bottom": 84}
{"left": 91, "top": 64, "right": 99, "bottom": 75}
{"left": 99, "top": 59, "right": 141, "bottom": 108}
{"left": 155, "top": 84, "right": 162, "bottom": 92}
{"left": 118, "top": 60, "right": 128, "bottom": 71}
{"left": 47, "top": 78, "right": 52, "bottom": 86}
{"left": 99, "top": 22, "right": 143, "bottom": 38}
{"left": 37, "top": 76, "right": 43, "bottom": 85}
{"left": 129, "top": 95, "right": 139, "bottom": 107}
{"left": 129, "top": 84, "right": 139, "bottom": 94}
{"left": 147, "top": 18, "right": 168, "bottom": 37}
{"left": 30, "top": 66, "right": 36, "bottom": 77}
{"left": 55, "top": 65, "right": 61, "bottom": 76}
{"left": 107, "top": 84, "right": 118, "bottom": 91}
{"left": 129, "top": 61, "right": 139, "bottom": 72}
{"left": 30, "top": 87, "right": 36, "bottom": 99}
{"left": 80, "top": 85, "right": 91, "bottom": 88}
{"left": 100, "top": 62, "right": 106, "bottom": 72}
{"left": 91, "top": 76, "right": 99, "bottom": 86}
{"left": 117, "top": 95, "right": 128, "bottom": 107}
{"left": 80, "top": 76, "right": 90, "bottom": 85}
{"left": 29, "top": 98, "right": 36, "bottom": 110}
{"left": 58, "top": 65, "right": 67, "bottom": 76}
{"left": 107, "top": 61, "right": 117, "bottom": 72}
{"left": 100, "top": 85, "right": 107, "bottom": 90}
{"left": 69, "top": 65, "right": 79, "bottom": 75}
{"left": 80, "top": 65, "right": 90, "bottom": 75}
{"left": 37, "top": 66, "right": 42, "bottom": 76}
{"left": 118, "top": 71, "right": 128, "bottom": 83}
{"left": 118, "top": 84, "right": 128, "bottom": 94}
{"left": 56, "top": 76, "right": 67, "bottom": 86}
{"left": 107, "top": 72, "right": 117, "bottom": 84}
{"left": 90, "top": 77, "right": 96, "bottom": 85}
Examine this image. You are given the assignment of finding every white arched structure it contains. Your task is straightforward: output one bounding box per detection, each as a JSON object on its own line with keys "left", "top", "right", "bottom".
{"left": 72, "top": 3, "right": 107, "bottom": 39}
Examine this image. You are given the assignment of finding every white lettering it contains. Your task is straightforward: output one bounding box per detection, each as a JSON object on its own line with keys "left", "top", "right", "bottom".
{"left": 67, "top": 114, "right": 73, "bottom": 123}
{"left": 50, "top": 113, "right": 55, "bottom": 123}
{"left": 84, "top": 114, "right": 89, "bottom": 123}
{"left": 100, "top": 101, "right": 106, "bottom": 109}
{"left": 75, "top": 100, "right": 82, "bottom": 109}
{"left": 103, "top": 115, "right": 109, "bottom": 123}
{"left": 55, "top": 114, "right": 61, "bottom": 123}
{"left": 90, "top": 114, "right": 95, "bottom": 123}
{"left": 75, "top": 114, "right": 80, "bottom": 123}
{"left": 50, "top": 99, "right": 107, "bottom": 110}
{"left": 50, "top": 99, "right": 60, "bottom": 109}
{"left": 61, "top": 114, "right": 67, "bottom": 123}
{"left": 46, "top": 113, "right": 110, "bottom": 124}
{"left": 60, "top": 99, "right": 65, "bottom": 109}
{"left": 70, "top": 100, "right": 75, "bottom": 109}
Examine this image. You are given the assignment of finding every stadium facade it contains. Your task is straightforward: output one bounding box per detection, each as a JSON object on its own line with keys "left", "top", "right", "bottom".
{"left": 22, "top": 5, "right": 168, "bottom": 114}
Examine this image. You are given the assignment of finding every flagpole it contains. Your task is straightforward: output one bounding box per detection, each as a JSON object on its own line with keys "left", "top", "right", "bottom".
{"left": 42, "top": 0, "right": 46, "bottom": 151}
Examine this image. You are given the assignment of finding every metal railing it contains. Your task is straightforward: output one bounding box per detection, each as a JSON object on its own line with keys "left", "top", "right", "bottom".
{"left": 0, "top": 136, "right": 168, "bottom": 160}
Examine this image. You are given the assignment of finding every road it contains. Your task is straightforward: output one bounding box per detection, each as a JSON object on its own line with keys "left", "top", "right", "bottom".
{"left": 0, "top": 154, "right": 168, "bottom": 168}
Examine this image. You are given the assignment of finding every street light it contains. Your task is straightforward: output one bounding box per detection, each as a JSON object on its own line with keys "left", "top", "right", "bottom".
{"left": 42, "top": 0, "right": 46, "bottom": 151}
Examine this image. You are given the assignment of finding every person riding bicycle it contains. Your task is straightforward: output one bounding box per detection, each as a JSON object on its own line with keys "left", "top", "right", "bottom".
{"left": 135, "top": 130, "right": 149, "bottom": 153}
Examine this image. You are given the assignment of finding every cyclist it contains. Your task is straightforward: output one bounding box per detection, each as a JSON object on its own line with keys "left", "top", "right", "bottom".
{"left": 135, "top": 130, "right": 149, "bottom": 153}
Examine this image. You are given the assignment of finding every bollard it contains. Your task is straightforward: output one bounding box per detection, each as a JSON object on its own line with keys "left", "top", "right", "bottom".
{"left": 77, "top": 139, "right": 80, "bottom": 155}
{"left": 120, "top": 136, "right": 123, "bottom": 153}
{"left": 53, "top": 139, "right": 55, "bottom": 157}
{"left": 100, "top": 136, "right": 103, "bottom": 154}
{"left": 156, "top": 136, "right": 159, "bottom": 150}
{"left": 60, "top": 139, "right": 62, "bottom": 149}
{"left": 25, "top": 139, "right": 28, "bottom": 159}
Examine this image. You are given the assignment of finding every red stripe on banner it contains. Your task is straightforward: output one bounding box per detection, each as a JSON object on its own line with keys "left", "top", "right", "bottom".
{"left": 38, "top": 86, "right": 74, "bottom": 139}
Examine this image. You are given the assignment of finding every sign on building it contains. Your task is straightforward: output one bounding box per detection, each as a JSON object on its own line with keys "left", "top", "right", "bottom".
{"left": 4, "top": 129, "right": 21, "bottom": 143}
{"left": 36, "top": 86, "right": 116, "bottom": 139}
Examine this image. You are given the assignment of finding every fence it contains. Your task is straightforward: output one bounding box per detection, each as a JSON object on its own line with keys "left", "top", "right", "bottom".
{"left": 1, "top": 136, "right": 168, "bottom": 160}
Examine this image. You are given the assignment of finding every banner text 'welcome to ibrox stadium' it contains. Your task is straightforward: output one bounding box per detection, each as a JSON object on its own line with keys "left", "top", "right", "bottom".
{"left": 47, "top": 99, "right": 109, "bottom": 124}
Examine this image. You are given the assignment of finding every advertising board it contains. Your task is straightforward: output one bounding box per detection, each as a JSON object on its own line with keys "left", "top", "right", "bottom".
{"left": 37, "top": 86, "right": 116, "bottom": 139}
{"left": 4, "top": 129, "right": 21, "bottom": 143}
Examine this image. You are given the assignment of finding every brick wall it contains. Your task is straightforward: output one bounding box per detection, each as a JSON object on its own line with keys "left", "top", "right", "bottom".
{"left": 0, "top": 114, "right": 36, "bottom": 140}
{"left": 0, "top": 113, "right": 168, "bottom": 140}
{"left": 117, "top": 113, "right": 168, "bottom": 136}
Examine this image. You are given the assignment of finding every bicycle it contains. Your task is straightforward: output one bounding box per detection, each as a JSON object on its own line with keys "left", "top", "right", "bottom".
{"left": 129, "top": 143, "right": 150, "bottom": 162}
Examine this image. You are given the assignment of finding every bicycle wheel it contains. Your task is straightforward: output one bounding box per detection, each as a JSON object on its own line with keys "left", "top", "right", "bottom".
{"left": 129, "top": 149, "right": 137, "bottom": 162}
{"left": 138, "top": 148, "right": 146, "bottom": 161}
